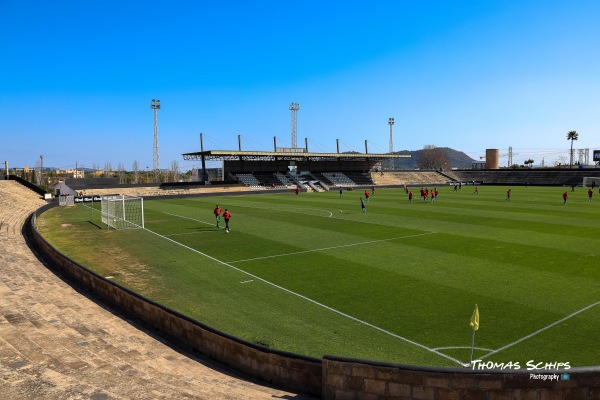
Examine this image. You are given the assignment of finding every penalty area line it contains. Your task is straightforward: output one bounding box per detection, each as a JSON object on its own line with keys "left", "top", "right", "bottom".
{"left": 233, "top": 204, "right": 334, "bottom": 218}
{"left": 142, "top": 226, "right": 464, "bottom": 366}
{"left": 229, "top": 232, "right": 436, "bottom": 264}
{"left": 162, "top": 212, "right": 215, "bottom": 226}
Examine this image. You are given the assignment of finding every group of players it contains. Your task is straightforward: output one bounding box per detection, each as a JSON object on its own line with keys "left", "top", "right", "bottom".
{"left": 563, "top": 187, "right": 596, "bottom": 205}
{"left": 213, "top": 205, "right": 232, "bottom": 233}
{"left": 212, "top": 182, "right": 597, "bottom": 232}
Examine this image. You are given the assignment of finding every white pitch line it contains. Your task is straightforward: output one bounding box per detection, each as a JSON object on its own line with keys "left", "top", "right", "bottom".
{"left": 163, "top": 212, "right": 215, "bottom": 226}
{"left": 141, "top": 226, "right": 464, "bottom": 366}
{"left": 165, "top": 231, "right": 221, "bottom": 237}
{"left": 240, "top": 280, "right": 254, "bottom": 284}
{"left": 479, "top": 300, "right": 600, "bottom": 360}
{"left": 235, "top": 204, "right": 334, "bottom": 218}
{"left": 434, "top": 346, "right": 494, "bottom": 352}
{"left": 228, "top": 232, "right": 436, "bottom": 264}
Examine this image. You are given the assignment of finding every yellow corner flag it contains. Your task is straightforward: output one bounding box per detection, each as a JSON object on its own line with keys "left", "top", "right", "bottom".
{"left": 470, "top": 304, "right": 479, "bottom": 331}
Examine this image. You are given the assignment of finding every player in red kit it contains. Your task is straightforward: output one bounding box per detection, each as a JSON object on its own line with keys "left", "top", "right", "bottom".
{"left": 223, "top": 209, "right": 232, "bottom": 233}
{"left": 213, "top": 205, "right": 223, "bottom": 228}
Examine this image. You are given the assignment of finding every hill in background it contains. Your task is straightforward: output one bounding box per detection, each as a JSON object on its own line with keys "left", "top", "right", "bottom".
{"left": 392, "top": 147, "right": 475, "bottom": 170}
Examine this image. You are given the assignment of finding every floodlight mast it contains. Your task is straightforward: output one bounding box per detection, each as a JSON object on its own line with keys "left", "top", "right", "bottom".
{"left": 289, "top": 103, "right": 300, "bottom": 148}
{"left": 150, "top": 99, "right": 161, "bottom": 182}
{"left": 388, "top": 117, "right": 395, "bottom": 170}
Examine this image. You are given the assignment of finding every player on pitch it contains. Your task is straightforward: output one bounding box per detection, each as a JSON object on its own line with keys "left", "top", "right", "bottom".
{"left": 214, "top": 204, "right": 223, "bottom": 228}
{"left": 223, "top": 208, "right": 231, "bottom": 232}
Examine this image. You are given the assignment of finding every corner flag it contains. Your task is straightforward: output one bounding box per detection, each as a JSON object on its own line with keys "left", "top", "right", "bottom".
{"left": 469, "top": 304, "right": 479, "bottom": 366}
{"left": 470, "top": 304, "right": 479, "bottom": 331}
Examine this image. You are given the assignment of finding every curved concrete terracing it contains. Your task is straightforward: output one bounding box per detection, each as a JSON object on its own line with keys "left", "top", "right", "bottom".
{"left": 0, "top": 180, "right": 312, "bottom": 400}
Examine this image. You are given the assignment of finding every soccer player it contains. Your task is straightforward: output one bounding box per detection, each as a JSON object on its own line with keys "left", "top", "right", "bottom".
{"left": 563, "top": 191, "right": 568, "bottom": 205}
{"left": 223, "top": 208, "right": 231, "bottom": 232}
{"left": 371, "top": 186, "right": 375, "bottom": 196}
{"left": 295, "top": 187, "right": 300, "bottom": 196}
{"left": 408, "top": 191, "right": 413, "bottom": 203}
{"left": 365, "top": 190, "right": 370, "bottom": 202}
{"left": 506, "top": 189, "right": 511, "bottom": 201}
{"left": 473, "top": 185, "right": 479, "bottom": 195}
{"left": 589, "top": 188, "right": 593, "bottom": 202}
{"left": 339, "top": 187, "right": 343, "bottom": 198}
{"left": 360, "top": 197, "right": 366, "bottom": 213}
{"left": 213, "top": 205, "right": 222, "bottom": 228}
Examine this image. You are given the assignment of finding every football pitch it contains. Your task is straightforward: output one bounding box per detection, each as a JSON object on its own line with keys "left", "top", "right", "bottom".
{"left": 38, "top": 185, "right": 600, "bottom": 368}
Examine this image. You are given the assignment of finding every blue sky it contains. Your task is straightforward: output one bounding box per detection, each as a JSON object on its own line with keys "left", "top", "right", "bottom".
{"left": 1, "top": 0, "right": 599, "bottom": 171}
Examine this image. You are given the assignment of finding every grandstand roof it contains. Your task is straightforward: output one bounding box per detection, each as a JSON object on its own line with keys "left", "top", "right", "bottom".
{"left": 182, "top": 150, "right": 410, "bottom": 162}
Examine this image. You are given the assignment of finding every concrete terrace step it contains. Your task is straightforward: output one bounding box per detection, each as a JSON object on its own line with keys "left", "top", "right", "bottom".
{"left": 0, "top": 180, "right": 312, "bottom": 400}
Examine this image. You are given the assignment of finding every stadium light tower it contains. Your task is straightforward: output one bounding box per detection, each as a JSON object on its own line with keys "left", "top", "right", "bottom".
{"left": 150, "top": 99, "right": 161, "bottom": 182}
{"left": 289, "top": 102, "right": 300, "bottom": 148}
{"left": 388, "top": 117, "right": 395, "bottom": 170}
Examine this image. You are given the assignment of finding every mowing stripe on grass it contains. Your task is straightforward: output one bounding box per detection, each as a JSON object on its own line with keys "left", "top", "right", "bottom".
{"left": 142, "top": 225, "right": 465, "bottom": 366}
{"left": 228, "top": 232, "right": 436, "bottom": 264}
{"left": 479, "top": 300, "right": 600, "bottom": 360}
{"left": 161, "top": 210, "right": 437, "bottom": 264}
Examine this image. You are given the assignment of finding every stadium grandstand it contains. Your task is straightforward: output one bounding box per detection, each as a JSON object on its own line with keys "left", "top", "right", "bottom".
{"left": 182, "top": 149, "right": 410, "bottom": 192}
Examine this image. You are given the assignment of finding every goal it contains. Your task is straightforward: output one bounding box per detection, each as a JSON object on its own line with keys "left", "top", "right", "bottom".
{"left": 582, "top": 177, "right": 600, "bottom": 188}
{"left": 101, "top": 195, "right": 144, "bottom": 230}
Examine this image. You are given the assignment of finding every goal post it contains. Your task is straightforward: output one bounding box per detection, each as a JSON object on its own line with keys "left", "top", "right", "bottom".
{"left": 101, "top": 195, "right": 145, "bottom": 230}
{"left": 582, "top": 177, "right": 600, "bottom": 188}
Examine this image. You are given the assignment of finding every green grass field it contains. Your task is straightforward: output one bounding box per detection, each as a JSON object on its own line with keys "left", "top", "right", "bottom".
{"left": 37, "top": 185, "right": 600, "bottom": 368}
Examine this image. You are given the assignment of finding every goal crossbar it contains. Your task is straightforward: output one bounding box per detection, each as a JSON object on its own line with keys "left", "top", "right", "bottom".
{"left": 101, "top": 195, "right": 145, "bottom": 230}
{"left": 582, "top": 177, "right": 600, "bottom": 188}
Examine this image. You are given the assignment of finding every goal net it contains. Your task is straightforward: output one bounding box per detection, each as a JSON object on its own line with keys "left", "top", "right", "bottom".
{"left": 101, "top": 195, "right": 144, "bottom": 230}
{"left": 582, "top": 177, "right": 600, "bottom": 188}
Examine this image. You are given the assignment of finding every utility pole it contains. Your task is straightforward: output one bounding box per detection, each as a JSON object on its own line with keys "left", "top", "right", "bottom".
{"left": 39, "top": 155, "right": 44, "bottom": 185}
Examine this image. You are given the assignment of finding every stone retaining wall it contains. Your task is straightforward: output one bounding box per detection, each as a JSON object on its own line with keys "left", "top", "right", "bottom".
{"left": 27, "top": 203, "right": 322, "bottom": 397}
{"left": 322, "top": 356, "right": 600, "bottom": 400}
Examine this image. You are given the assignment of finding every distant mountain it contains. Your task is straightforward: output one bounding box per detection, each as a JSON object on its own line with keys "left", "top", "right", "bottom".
{"left": 392, "top": 147, "right": 476, "bottom": 170}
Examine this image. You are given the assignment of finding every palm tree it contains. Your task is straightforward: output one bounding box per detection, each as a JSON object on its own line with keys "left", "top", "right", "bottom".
{"left": 567, "top": 130, "right": 579, "bottom": 169}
